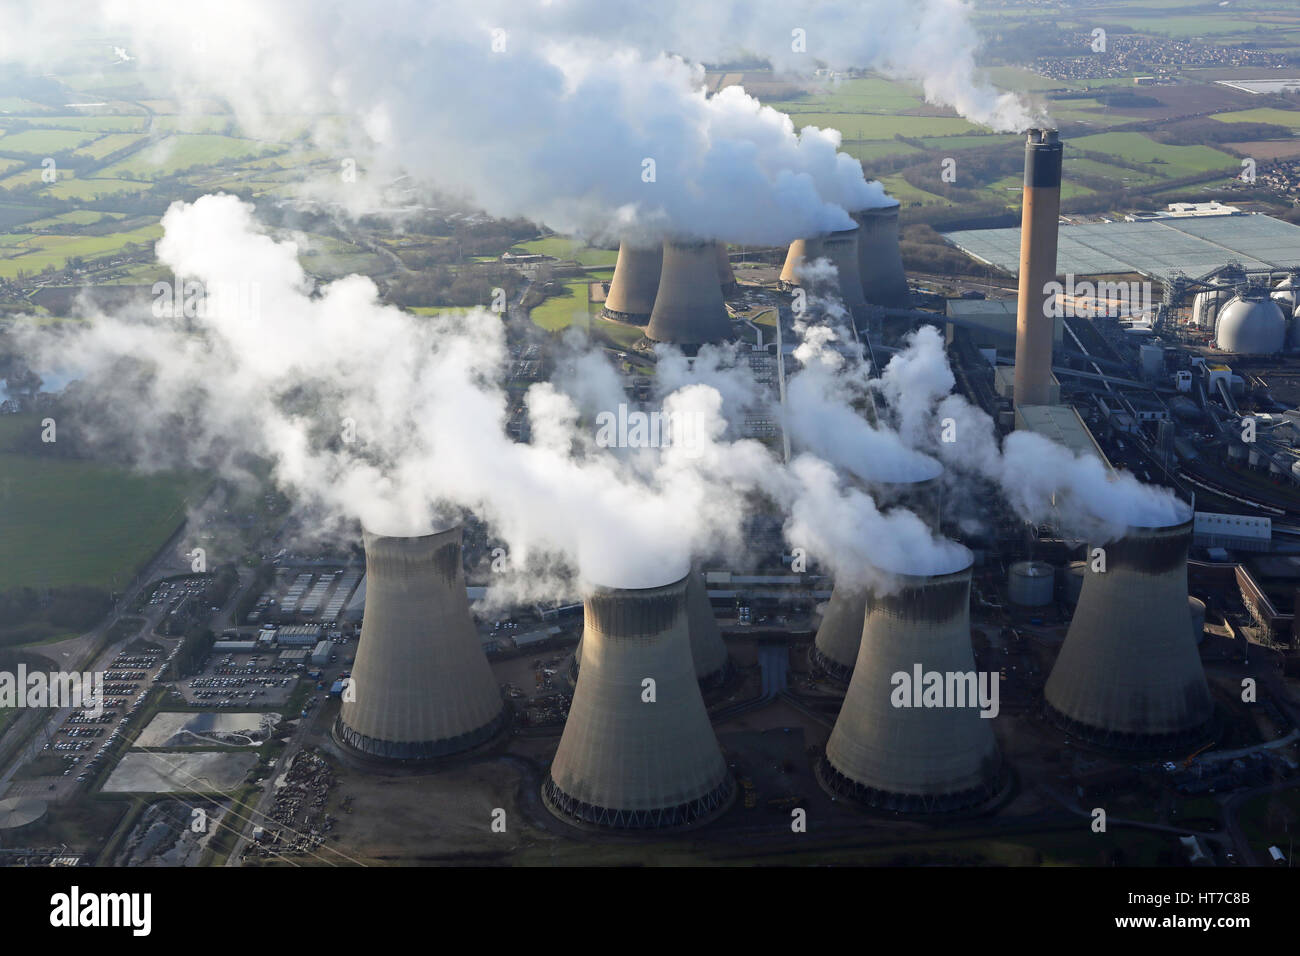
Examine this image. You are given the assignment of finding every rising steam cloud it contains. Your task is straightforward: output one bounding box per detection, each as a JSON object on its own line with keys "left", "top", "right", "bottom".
{"left": 11, "top": 0, "right": 1030, "bottom": 244}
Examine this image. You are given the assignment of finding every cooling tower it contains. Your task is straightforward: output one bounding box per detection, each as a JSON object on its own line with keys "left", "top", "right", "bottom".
{"left": 1013, "top": 128, "right": 1064, "bottom": 408}
{"left": 1044, "top": 520, "right": 1214, "bottom": 751}
{"left": 820, "top": 559, "right": 1004, "bottom": 812}
{"left": 544, "top": 573, "right": 734, "bottom": 829}
{"left": 811, "top": 468, "right": 943, "bottom": 683}
{"left": 335, "top": 527, "right": 507, "bottom": 761}
{"left": 852, "top": 204, "right": 909, "bottom": 307}
{"left": 571, "top": 568, "right": 729, "bottom": 686}
{"left": 779, "top": 228, "right": 869, "bottom": 315}
{"left": 645, "top": 240, "right": 732, "bottom": 347}
{"left": 601, "top": 242, "right": 662, "bottom": 325}
{"left": 715, "top": 243, "right": 737, "bottom": 294}
{"left": 811, "top": 584, "right": 869, "bottom": 684}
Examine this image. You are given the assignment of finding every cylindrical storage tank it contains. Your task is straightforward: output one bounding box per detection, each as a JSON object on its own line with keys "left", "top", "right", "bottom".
{"left": 1192, "top": 284, "right": 1230, "bottom": 331}
{"left": 1063, "top": 561, "right": 1086, "bottom": 606}
{"left": 1044, "top": 520, "right": 1213, "bottom": 751}
{"left": 1009, "top": 560, "right": 1054, "bottom": 607}
{"left": 646, "top": 240, "right": 732, "bottom": 347}
{"left": 336, "top": 527, "right": 507, "bottom": 761}
{"left": 601, "top": 242, "right": 662, "bottom": 325}
{"left": 852, "top": 203, "right": 909, "bottom": 307}
{"left": 811, "top": 583, "right": 869, "bottom": 684}
{"left": 1215, "top": 294, "right": 1286, "bottom": 356}
{"left": 1189, "top": 597, "right": 1206, "bottom": 645}
{"left": 544, "top": 572, "right": 734, "bottom": 829}
{"left": 820, "top": 558, "right": 1004, "bottom": 813}
{"left": 715, "top": 243, "right": 737, "bottom": 294}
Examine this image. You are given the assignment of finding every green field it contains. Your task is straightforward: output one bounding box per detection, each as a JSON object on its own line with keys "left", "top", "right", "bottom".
{"left": 18, "top": 210, "right": 126, "bottom": 230}
{"left": 0, "top": 128, "right": 100, "bottom": 155}
{"left": 0, "top": 443, "right": 207, "bottom": 591}
{"left": 782, "top": 112, "right": 981, "bottom": 141}
{"left": 0, "top": 223, "right": 162, "bottom": 278}
{"left": 73, "top": 133, "right": 148, "bottom": 160}
{"left": 530, "top": 277, "right": 600, "bottom": 330}
{"left": 766, "top": 76, "right": 928, "bottom": 114}
{"left": 1212, "top": 107, "right": 1300, "bottom": 129}
{"left": 514, "top": 237, "right": 618, "bottom": 268}
{"left": 98, "top": 134, "right": 281, "bottom": 179}
{"left": 878, "top": 173, "right": 951, "bottom": 207}
{"left": 842, "top": 141, "right": 923, "bottom": 164}
{"left": 4, "top": 114, "right": 149, "bottom": 132}
{"left": 1067, "top": 132, "right": 1240, "bottom": 179}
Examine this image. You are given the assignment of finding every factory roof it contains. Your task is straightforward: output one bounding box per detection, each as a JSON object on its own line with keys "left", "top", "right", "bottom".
{"left": 1014, "top": 404, "right": 1112, "bottom": 469}
{"left": 944, "top": 213, "right": 1300, "bottom": 280}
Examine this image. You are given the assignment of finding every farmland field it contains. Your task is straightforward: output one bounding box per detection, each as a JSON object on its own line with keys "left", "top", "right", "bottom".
{"left": 97, "top": 134, "right": 281, "bottom": 179}
{"left": 0, "top": 419, "right": 208, "bottom": 590}
{"left": 0, "top": 128, "right": 100, "bottom": 154}
{"left": 530, "top": 277, "right": 599, "bottom": 330}
{"left": 1066, "top": 132, "right": 1240, "bottom": 178}
{"left": 1212, "top": 107, "right": 1300, "bottom": 129}
{"left": 514, "top": 237, "right": 618, "bottom": 267}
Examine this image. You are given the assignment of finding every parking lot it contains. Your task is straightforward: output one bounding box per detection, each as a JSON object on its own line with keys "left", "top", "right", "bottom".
{"left": 173, "top": 651, "right": 301, "bottom": 707}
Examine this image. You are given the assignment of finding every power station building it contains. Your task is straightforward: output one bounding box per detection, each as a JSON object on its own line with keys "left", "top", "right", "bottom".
{"left": 1044, "top": 519, "right": 1215, "bottom": 751}
{"left": 819, "top": 558, "right": 1004, "bottom": 812}
{"left": 335, "top": 527, "right": 507, "bottom": 761}
{"left": 544, "top": 573, "right": 734, "bottom": 829}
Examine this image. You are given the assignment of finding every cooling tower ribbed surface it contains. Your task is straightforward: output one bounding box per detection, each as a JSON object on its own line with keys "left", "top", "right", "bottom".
{"left": 811, "top": 583, "right": 869, "bottom": 684}
{"left": 544, "top": 574, "right": 733, "bottom": 829}
{"left": 336, "top": 527, "right": 506, "bottom": 760}
{"left": 1044, "top": 521, "right": 1213, "bottom": 751}
{"left": 602, "top": 242, "right": 662, "bottom": 324}
{"left": 780, "top": 228, "right": 869, "bottom": 313}
{"left": 852, "top": 204, "right": 909, "bottom": 307}
{"left": 646, "top": 240, "right": 732, "bottom": 346}
{"left": 715, "top": 243, "right": 737, "bottom": 293}
{"left": 570, "top": 568, "right": 729, "bottom": 686}
{"left": 820, "top": 562, "right": 1003, "bottom": 813}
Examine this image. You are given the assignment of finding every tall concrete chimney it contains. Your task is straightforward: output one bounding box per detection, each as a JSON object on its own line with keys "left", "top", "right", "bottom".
{"left": 1013, "top": 129, "right": 1064, "bottom": 408}
{"left": 851, "top": 203, "right": 909, "bottom": 307}
{"left": 544, "top": 573, "right": 734, "bottom": 828}
{"left": 646, "top": 240, "right": 732, "bottom": 347}
{"left": 602, "top": 242, "right": 662, "bottom": 325}
{"left": 819, "top": 559, "right": 1004, "bottom": 812}
{"left": 1044, "top": 519, "right": 1214, "bottom": 751}
{"left": 336, "top": 527, "right": 507, "bottom": 761}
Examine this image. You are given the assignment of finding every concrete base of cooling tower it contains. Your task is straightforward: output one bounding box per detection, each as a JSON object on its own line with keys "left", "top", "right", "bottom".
{"left": 330, "top": 706, "right": 512, "bottom": 772}
{"left": 541, "top": 772, "right": 736, "bottom": 833}
{"left": 599, "top": 306, "right": 651, "bottom": 326}
{"left": 815, "top": 755, "right": 1013, "bottom": 818}
{"left": 1041, "top": 702, "right": 1219, "bottom": 757}
{"left": 808, "top": 644, "right": 853, "bottom": 686}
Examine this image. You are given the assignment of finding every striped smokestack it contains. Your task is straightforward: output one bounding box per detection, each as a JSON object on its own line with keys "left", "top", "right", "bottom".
{"left": 1012, "top": 128, "right": 1063, "bottom": 409}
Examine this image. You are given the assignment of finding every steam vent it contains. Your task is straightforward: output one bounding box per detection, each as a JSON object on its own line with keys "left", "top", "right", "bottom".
{"left": 336, "top": 527, "right": 507, "bottom": 761}
{"left": 1044, "top": 520, "right": 1214, "bottom": 751}
{"left": 544, "top": 574, "right": 734, "bottom": 829}
{"left": 819, "top": 561, "right": 1004, "bottom": 813}
{"left": 851, "top": 203, "right": 909, "bottom": 306}
{"left": 601, "top": 241, "right": 662, "bottom": 325}
{"left": 645, "top": 240, "right": 732, "bottom": 347}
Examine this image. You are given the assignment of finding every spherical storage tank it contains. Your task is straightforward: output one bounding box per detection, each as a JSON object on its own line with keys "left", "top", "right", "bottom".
{"left": 1009, "top": 561, "right": 1055, "bottom": 607}
{"left": 1216, "top": 294, "right": 1286, "bottom": 356}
